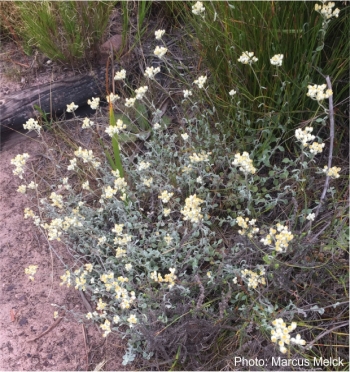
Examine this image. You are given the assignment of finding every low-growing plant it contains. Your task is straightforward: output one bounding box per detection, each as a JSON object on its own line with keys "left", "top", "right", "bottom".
{"left": 13, "top": 3, "right": 348, "bottom": 370}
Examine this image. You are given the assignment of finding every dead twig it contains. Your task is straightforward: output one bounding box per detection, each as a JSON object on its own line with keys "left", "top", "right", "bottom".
{"left": 27, "top": 312, "right": 65, "bottom": 342}
{"left": 305, "top": 321, "right": 348, "bottom": 350}
{"left": 4, "top": 58, "right": 30, "bottom": 68}
{"left": 80, "top": 290, "right": 93, "bottom": 313}
{"left": 82, "top": 323, "right": 89, "bottom": 371}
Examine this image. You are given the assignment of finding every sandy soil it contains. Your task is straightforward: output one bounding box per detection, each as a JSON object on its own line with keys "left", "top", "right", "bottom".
{"left": 0, "top": 133, "right": 126, "bottom": 371}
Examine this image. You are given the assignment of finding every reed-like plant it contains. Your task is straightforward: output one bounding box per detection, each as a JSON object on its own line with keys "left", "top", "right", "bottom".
{"left": 12, "top": 1, "right": 115, "bottom": 66}
{"left": 169, "top": 1, "right": 349, "bottom": 148}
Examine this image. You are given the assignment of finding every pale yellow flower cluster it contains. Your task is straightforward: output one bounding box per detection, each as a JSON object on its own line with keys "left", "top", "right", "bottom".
{"left": 125, "top": 97, "right": 136, "bottom": 107}
{"left": 308, "top": 141, "right": 325, "bottom": 154}
{"left": 158, "top": 190, "right": 174, "bottom": 203}
{"left": 67, "top": 158, "right": 77, "bottom": 171}
{"left": 155, "top": 29, "right": 165, "bottom": 40}
{"left": 138, "top": 161, "right": 151, "bottom": 171}
{"left": 127, "top": 314, "right": 138, "bottom": 327}
{"left": 125, "top": 263, "right": 132, "bottom": 271}
{"left": 322, "top": 165, "right": 341, "bottom": 179}
{"left": 50, "top": 192, "right": 64, "bottom": 208}
{"left": 24, "top": 208, "right": 40, "bottom": 226}
{"left": 150, "top": 268, "right": 177, "bottom": 288}
{"left": 164, "top": 234, "right": 172, "bottom": 245}
{"left": 192, "top": 1, "right": 205, "bottom": 15}
{"left": 270, "top": 54, "right": 284, "bottom": 66}
{"left": 27, "top": 181, "right": 37, "bottom": 189}
{"left": 142, "top": 177, "right": 153, "bottom": 187}
{"left": 260, "top": 223, "right": 294, "bottom": 253}
{"left": 271, "top": 318, "right": 306, "bottom": 354}
{"left": 17, "top": 185, "right": 26, "bottom": 194}
{"left": 183, "top": 89, "right": 192, "bottom": 98}
{"left": 100, "top": 319, "right": 111, "bottom": 337}
{"left": 88, "top": 97, "right": 100, "bottom": 110}
{"left": 154, "top": 46, "right": 168, "bottom": 59}
{"left": 101, "top": 174, "right": 128, "bottom": 200}
{"left": 232, "top": 152, "right": 256, "bottom": 175}
{"left": 189, "top": 151, "right": 211, "bottom": 163}
{"left": 74, "top": 147, "right": 100, "bottom": 168}
{"left": 114, "top": 69, "right": 126, "bottom": 80}
{"left": 112, "top": 223, "right": 124, "bottom": 235}
{"left": 25, "top": 265, "right": 38, "bottom": 281}
{"left": 98, "top": 236, "right": 107, "bottom": 245}
{"left": 193, "top": 75, "right": 207, "bottom": 89}
{"left": 114, "top": 234, "right": 132, "bottom": 246}
{"left": 181, "top": 133, "right": 189, "bottom": 141}
{"left": 295, "top": 127, "right": 316, "bottom": 147}
{"left": 105, "top": 119, "right": 126, "bottom": 136}
{"left": 112, "top": 224, "right": 132, "bottom": 246}
{"left": 82, "top": 180, "right": 90, "bottom": 190}
{"left": 62, "top": 215, "right": 84, "bottom": 230}
{"left": 306, "top": 84, "right": 333, "bottom": 101}
{"left": 60, "top": 270, "right": 72, "bottom": 287}
{"left": 135, "top": 86, "right": 148, "bottom": 100}
{"left": 114, "top": 177, "right": 128, "bottom": 193}
{"left": 315, "top": 2, "right": 340, "bottom": 20}
{"left": 229, "top": 89, "right": 237, "bottom": 96}
{"left": 82, "top": 117, "right": 94, "bottom": 129}
{"left": 106, "top": 93, "right": 120, "bottom": 103}
{"left": 100, "top": 272, "right": 136, "bottom": 309}
{"left": 66, "top": 102, "right": 78, "bottom": 112}
{"left": 144, "top": 66, "right": 161, "bottom": 79}
{"left": 97, "top": 298, "right": 107, "bottom": 310}
{"left": 74, "top": 268, "right": 88, "bottom": 291}
{"left": 181, "top": 194, "right": 203, "bottom": 223}
{"left": 163, "top": 208, "right": 171, "bottom": 217}
{"left": 11, "top": 153, "right": 30, "bottom": 179}
{"left": 238, "top": 51, "right": 258, "bottom": 65}
{"left": 241, "top": 267, "right": 266, "bottom": 289}
{"left": 42, "top": 214, "right": 83, "bottom": 241}
{"left": 306, "top": 213, "right": 316, "bottom": 222}
{"left": 42, "top": 218, "right": 64, "bottom": 241}
{"left": 236, "top": 216, "right": 259, "bottom": 238}
{"left": 23, "top": 118, "right": 41, "bottom": 134}
{"left": 116, "top": 247, "right": 127, "bottom": 258}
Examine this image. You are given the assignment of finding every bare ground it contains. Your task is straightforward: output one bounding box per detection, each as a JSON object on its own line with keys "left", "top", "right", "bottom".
{"left": 0, "top": 132, "right": 127, "bottom": 371}
{"left": 0, "top": 7, "right": 130, "bottom": 368}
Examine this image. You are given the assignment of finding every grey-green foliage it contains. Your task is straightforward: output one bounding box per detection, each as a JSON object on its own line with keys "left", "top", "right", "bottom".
{"left": 35, "top": 99, "right": 334, "bottom": 365}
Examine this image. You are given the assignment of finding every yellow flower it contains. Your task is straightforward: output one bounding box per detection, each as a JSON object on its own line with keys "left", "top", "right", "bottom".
{"left": 127, "top": 314, "right": 138, "bottom": 326}
{"left": 25, "top": 265, "right": 38, "bottom": 281}
{"left": 97, "top": 299, "right": 107, "bottom": 311}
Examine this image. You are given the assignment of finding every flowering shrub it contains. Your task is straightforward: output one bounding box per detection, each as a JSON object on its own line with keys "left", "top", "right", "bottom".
{"left": 14, "top": 3, "right": 347, "bottom": 368}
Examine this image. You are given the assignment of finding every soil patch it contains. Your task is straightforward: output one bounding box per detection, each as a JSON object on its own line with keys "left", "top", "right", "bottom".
{"left": 0, "top": 133, "right": 126, "bottom": 371}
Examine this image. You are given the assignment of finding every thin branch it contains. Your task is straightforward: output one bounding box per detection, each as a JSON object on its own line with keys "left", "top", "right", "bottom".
{"left": 27, "top": 312, "right": 65, "bottom": 342}
{"left": 307, "top": 76, "right": 335, "bottom": 228}
{"left": 305, "top": 321, "right": 348, "bottom": 350}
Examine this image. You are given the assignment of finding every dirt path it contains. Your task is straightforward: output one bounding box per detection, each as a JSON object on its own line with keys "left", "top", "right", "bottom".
{"left": 0, "top": 133, "right": 125, "bottom": 371}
